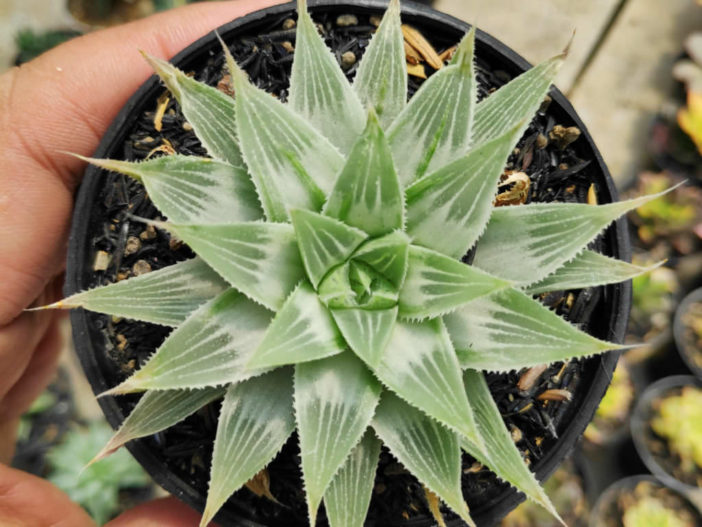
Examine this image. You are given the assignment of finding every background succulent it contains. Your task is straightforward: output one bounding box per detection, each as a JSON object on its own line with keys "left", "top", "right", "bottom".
{"left": 43, "top": 0, "right": 668, "bottom": 525}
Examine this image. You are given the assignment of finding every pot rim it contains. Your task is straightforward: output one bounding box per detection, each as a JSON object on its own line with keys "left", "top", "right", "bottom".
{"left": 588, "top": 474, "right": 701, "bottom": 527}
{"left": 630, "top": 374, "right": 702, "bottom": 498}
{"left": 65, "top": 1, "right": 632, "bottom": 525}
{"left": 674, "top": 287, "right": 702, "bottom": 380}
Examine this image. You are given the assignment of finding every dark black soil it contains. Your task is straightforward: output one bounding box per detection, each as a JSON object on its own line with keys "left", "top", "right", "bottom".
{"left": 81, "top": 7, "right": 616, "bottom": 526}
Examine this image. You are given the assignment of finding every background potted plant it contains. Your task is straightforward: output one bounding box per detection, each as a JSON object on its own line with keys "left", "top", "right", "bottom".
{"left": 37, "top": 0, "right": 674, "bottom": 524}
{"left": 630, "top": 375, "right": 702, "bottom": 498}
{"left": 674, "top": 287, "right": 702, "bottom": 379}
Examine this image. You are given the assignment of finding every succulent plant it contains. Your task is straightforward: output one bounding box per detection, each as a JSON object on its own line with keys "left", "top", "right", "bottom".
{"left": 650, "top": 386, "right": 702, "bottom": 474}
{"left": 43, "top": 0, "right": 669, "bottom": 525}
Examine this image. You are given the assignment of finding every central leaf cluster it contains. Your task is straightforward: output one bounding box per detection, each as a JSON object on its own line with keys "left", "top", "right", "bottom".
{"left": 316, "top": 232, "right": 409, "bottom": 311}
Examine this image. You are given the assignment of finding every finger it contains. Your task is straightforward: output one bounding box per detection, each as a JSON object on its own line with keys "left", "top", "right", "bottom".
{"left": 0, "top": 0, "right": 283, "bottom": 325}
{"left": 3, "top": 0, "right": 283, "bottom": 189}
{"left": 105, "top": 496, "right": 217, "bottom": 527}
{"left": 0, "top": 316, "right": 62, "bottom": 426}
{"left": 0, "top": 463, "right": 96, "bottom": 527}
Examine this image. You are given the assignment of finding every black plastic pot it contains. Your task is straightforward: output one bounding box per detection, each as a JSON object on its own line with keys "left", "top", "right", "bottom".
{"left": 589, "top": 475, "right": 701, "bottom": 527}
{"left": 65, "top": 1, "right": 632, "bottom": 525}
{"left": 630, "top": 375, "right": 702, "bottom": 500}
{"left": 674, "top": 288, "right": 702, "bottom": 380}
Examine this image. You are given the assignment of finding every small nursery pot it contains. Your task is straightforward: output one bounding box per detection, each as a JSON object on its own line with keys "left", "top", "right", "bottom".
{"left": 630, "top": 375, "right": 702, "bottom": 498}
{"left": 674, "top": 287, "right": 702, "bottom": 380}
{"left": 65, "top": 1, "right": 632, "bottom": 525}
{"left": 589, "top": 475, "right": 701, "bottom": 527}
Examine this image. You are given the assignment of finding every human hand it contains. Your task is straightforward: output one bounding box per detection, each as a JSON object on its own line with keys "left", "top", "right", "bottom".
{"left": 0, "top": 1, "right": 281, "bottom": 524}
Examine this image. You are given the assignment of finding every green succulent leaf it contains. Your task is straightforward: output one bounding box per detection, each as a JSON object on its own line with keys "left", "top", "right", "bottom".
{"left": 353, "top": 0, "right": 406, "bottom": 128}
{"left": 290, "top": 209, "right": 367, "bottom": 289}
{"left": 445, "top": 287, "right": 624, "bottom": 372}
{"left": 460, "top": 370, "right": 561, "bottom": 521}
{"left": 405, "top": 124, "right": 522, "bottom": 258}
{"left": 92, "top": 387, "right": 225, "bottom": 464}
{"left": 80, "top": 155, "right": 262, "bottom": 224}
{"left": 167, "top": 222, "right": 303, "bottom": 311}
{"left": 372, "top": 392, "right": 475, "bottom": 527}
{"left": 371, "top": 319, "right": 484, "bottom": 447}
{"left": 43, "top": 258, "right": 227, "bottom": 327}
{"left": 352, "top": 230, "right": 410, "bottom": 289}
{"left": 524, "top": 249, "right": 663, "bottom": 295}
{"left": 324, "top": 429, "right": 382, "bottom": 527}
{"left": 142, "top": 53, "right": 244, "bottom": 167}
{"left": 331, "top": 307, "right": 397, "bottom": 368}
{"left": 103, "top": 289, "right": 272, "bottom": 394}
{"left": 399, "top": 245, "right": 512, "bottom": 320}
{"left": 201, "top": 368, "right": 295, "bottom": 527}
{"left": 224, "top": 45, "right": 344, "bottom": 222}
{"left": 472, "top": 53, "right": 563, "bottom": 146}
{"left": 247, "top": 282, "right": 346, "bottom": 369}
{"left": 473, "top": 189, "right": 676, "bottom": 286}
{"left": 323, "top": 111, "right": 404, "bottom": 237}
{"left": 388, "top": 28, "right": 476, "bottom": 185}
{"left": 289, "top": 0, "right": 366, "bottom": 153}
{"left": 294, "top": 352, "right": 382, "bottom": 525}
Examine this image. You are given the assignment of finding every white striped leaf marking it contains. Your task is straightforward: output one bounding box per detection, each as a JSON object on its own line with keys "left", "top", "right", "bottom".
{"left": 289, "top": 0, "right": 366, "bottom": 153}
{"left": 524, "top": 249, "right": 663, "bottom": 295}
{"left": 405, "top": 124, "right": 522, "bottom": 259}
{"left": 473, "top": 187, "right": 678, "bottom": 286}
{"left": 80, "top": 156, "right": 262, "bottom": 224}
{"left": 353, "top": 0, "right": 406, "bottom": 128}
{"left": 290, "top": 209, "right": 367, "bottom": 289}
{"left": 323, "top": 111, "right": 404, "bottom": 237}
{"left": 200, "top": 369, "right": 295, "bottom": 527}
{"left": 352, "top": 230, "right": 410, "bottom": 289}
{"left": 224, "top": 44, "right": 344, "bottom": 222}
{"left": 445, "top": 287, "right": 625, "bottom": 372}
{"left": 324, "top": 429, "right": 382, "bottom": 527}
{"left": 472, "top": 53, "right": 563, "bottom": 147}
{"left": 167, "top": 222, "right": 303, "bottom": 311}
{"left": 370, "top": 319, "right": 483, "bottom": 447}
{"left": 295, "top": 352, "right": 382, "bottom": 525}
{"left": 50, "top": 258, "right": 227, "bottom": 327}
{"left": 372, "top": 392, "right": 476, "bottom": 527}
{"left": 460, "top": 370, "right": 562, "bottom": 522}
{"left": 387, "top": 28, "right": 476, "bottom": 185}
{"left": 247, "top": 282, "right": 346, "bottom": 369}
{"left": 143, "top": 53, "right": 244, "bottom": 167}
{"left": 331, "top": 307, "right": 397, "bottom": 368}
{"left": 399, "top": 245, "right": 511, "bottom": 320}
{"left": 103, "top": 289, "right": 272, "bottom": 394}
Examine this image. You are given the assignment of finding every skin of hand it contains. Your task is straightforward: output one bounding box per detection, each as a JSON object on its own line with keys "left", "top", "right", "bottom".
{"left": 0, "top": 1, "right": 282, "bottom": 525}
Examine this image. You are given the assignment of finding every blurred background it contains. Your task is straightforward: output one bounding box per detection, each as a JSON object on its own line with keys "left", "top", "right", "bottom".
{"left": 1, "top": 0, "right": 701, "bottom": 525}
